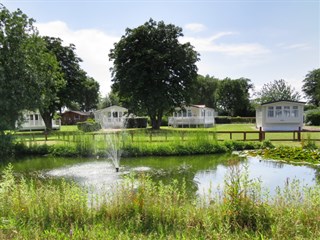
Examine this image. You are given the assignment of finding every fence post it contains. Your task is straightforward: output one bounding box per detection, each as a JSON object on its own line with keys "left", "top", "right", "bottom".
{"left": 243, "top": 132, "right": 246, "bottom": 141}
{"left": 259, "top": 127, "right": 262, "bottom": 141}
{"left": 298, "top": 127, "right": 301, "bottom": 141}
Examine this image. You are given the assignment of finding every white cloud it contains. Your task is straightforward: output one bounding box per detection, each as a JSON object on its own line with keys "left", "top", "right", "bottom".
{"left": 184, "top": 23, "right": 207, "bottom": 32}
{"left": 181, "top": 32, "right": 270, "bottom": 56}
{"left": 282, "top": 43, "right": 310, "bottom": 50}
{"left": 35, "top": 21, "right": 120, "bottom": 96}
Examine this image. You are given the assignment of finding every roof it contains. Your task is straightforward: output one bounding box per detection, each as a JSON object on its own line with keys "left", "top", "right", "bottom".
{"left": 175, "top": 104, "right": 214, "bottom": 110}
{"left": 261, "top": 100, "right": 306, "bottom": 106}
{"left": 62, "top": 110, "right": 91, "bottom": 116}
{"left": 94, "top": 105, "right": 128, "bottom": 113}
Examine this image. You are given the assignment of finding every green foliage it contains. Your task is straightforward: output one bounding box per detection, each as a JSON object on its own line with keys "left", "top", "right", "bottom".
{"left": 50, "top": 144, "right": 78, "bottom": 157}
{"left": 1, "top": 163, "right": 320, "bottom": 239}
{"left": 261, "top": 140, "right": 275, "bottom": 149}
{"left": 256, "top": 146, "right": 320, "bottom": 164}
{"left": 0, "top": 133, "right": 14, "bottom": 158}
{"left": 223, "top": 162, "right": 272, "bottom": 232}
{"left": 191, "top": 74, "right": 219, "bottom": 108}
{"left": 14, "top": 142, "right": 51, "bottom": 156}
{"left": 126, "top": 118, "right": 148, "bottom": 128}
{"left": 77, "top": 121, "right": 101, "bottom": 132}
{"left": 302, "top": 68, "right": 320, "bottom": 106}
{"left": 257, "top": 79, "right": 301, "bottom": 104}
{"left": 0, "top": 6, "right": 40, "bottom": 131}
{"left": 215, "top": 116, "right": 256, "bottom": 124}
{"left": 109, "top": 18, "right": 199, "bottom": 129}
{"left": 305, "top": 108, "right": 320, "bottom": 125}
{"left": 301, "top": 135, "right": 318, "bottom": 150}
{"left": 216, "top": 78, "right": 253, "bottom": 116}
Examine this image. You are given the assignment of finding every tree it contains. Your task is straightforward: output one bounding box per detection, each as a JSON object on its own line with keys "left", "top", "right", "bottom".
{"left": 78, "top": 76, "right": 100, "bottom": 112}
{"left": 191, "top": 75, "right": 219, "bottom": 108}
{"left": 257, "top": 79, "right": 301, "bottom": 104}
{"left": 302, "top": 69, "right": 320, "bottom": 106}
{"left": 41, "top": 37, "right": 100, "bottom": 129}
{"left": 216, "top": 78, "right": 253, "bottom": 116}
{"left": 109, "top": 19, "right": 199, "bottom": 129}
{"left": 0, "top": 5, "right": 41, "bottom": 131}
{"left": 43, "top": 37, "right": 99, "bottom": 112}
{"left": 99, "top": 90, "right": 120, "bottom": 109}
{"left": 26, "top": 36, "right": 65, "bottom": 131}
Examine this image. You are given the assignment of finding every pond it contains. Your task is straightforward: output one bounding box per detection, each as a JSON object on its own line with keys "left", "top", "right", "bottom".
{"left": 1, "top": 154, "right": 319, "bottom": 199}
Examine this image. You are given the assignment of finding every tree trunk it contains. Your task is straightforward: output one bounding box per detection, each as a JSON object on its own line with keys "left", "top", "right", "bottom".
{"left": 150, "top": 113, "right": 163, "bottom": 130}
{"left": 41, "top": 111, "right": 53, "bottom": 132}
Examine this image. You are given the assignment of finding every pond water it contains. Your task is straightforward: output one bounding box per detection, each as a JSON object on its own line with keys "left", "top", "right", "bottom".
{"left": 1, "top": 154, "right": 319, "bottom": 199}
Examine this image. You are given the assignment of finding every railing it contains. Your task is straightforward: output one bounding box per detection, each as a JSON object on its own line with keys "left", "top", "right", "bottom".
{"left": 168, "top": 116, "right": 215, "bottom": 126}
{"left": 13, "top": 127, "right": 320, "bottom": 144}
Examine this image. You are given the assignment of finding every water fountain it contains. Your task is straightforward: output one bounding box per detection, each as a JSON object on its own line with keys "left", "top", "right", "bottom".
{"left": 105, "top": 131, "right": 124, "bottom": 172}
{"left": 93, "top": 108, "right": 128, "bottom": 172}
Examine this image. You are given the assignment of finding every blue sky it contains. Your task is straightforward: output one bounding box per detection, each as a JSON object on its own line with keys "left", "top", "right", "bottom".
{"left": 3, "top": 1, "right": 320, "bottom": 98}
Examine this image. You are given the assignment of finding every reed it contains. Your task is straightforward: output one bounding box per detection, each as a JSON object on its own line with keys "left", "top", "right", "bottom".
{"left": 1, "top": 163, "right": 319, "bottom": 239}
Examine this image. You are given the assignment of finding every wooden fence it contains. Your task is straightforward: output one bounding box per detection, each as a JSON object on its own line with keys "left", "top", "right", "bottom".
{"left": 14, "top": 127, "right": 320, "bottom": 143}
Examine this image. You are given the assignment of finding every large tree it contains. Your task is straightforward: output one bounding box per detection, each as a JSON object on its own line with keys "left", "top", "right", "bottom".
{"left": 216, "top": 78, "right": 253, "bottom": 116}
{"left": 257, "top": 79, "right": 301, "bottom": 104}
{"left": 40, "top": 37, "right": 99, "bottom": 129}
{"left": 0, "top": 5, "right": 42, "bottom": 131}
{"left": 109, "top": 19, "right": 199, "bottom": 129}
{"left": 191, "top": 74, "right": 219, "bottom": 108}
{"left": 27, "top": 36, "right": 65, "bottom": 131}
{"left": 78, "top": 76, "right": 100, "bottom": 112}
{"left": 302, "top": 68, "right": 320, "bottom": 106}
{"left": 42, "top": 36, "right": 83, "bottom": 111}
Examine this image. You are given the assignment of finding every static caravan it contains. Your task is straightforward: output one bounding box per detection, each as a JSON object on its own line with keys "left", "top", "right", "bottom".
{"left": 94, "top": 105, "right": 128, "bottom": 129}
{"left": 168, "top": 105, "right": 215, "bottom": 128}
{"left": 18, "top": 110, "right": 61, "bottom": 131}
{"left": 61, "top": 110, "right": 92, "bottom": 125}
{"left": 256, "top": 100, "right": 305, "bottom": 131}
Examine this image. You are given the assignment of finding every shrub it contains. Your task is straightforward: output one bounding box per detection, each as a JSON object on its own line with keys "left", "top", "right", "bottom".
{"left": 77, "top": 121, "right": 101, "bottom": 132}
{"left": 215, "top": 116, "right": 256, "bottom": 124}
{"left": 305, "top": 108, "right": 320, "bottom": 126}
{"left": 0, "top": 132, "right": 14, "bottom": 159}
{"left": 126, "top": 117, "right": 148, "bottom": 128}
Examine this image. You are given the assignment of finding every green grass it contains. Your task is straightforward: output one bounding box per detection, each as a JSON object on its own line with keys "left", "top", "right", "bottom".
{"left": 1, "top": 162, "right": 319, "bottom": 239}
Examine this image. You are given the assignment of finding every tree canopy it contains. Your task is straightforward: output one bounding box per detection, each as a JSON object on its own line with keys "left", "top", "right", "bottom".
{"left": 191, "top": 75, "right": 219, "bottom": 108}
{"left": 216, "top": 78, "right": 253, "bottom": 116}
{"left": 109, "top": 19, "right": 199, "bottom": 129}
{"left": 257, "top": 79, "right": 301, "bottom": 104}
{"left": 0, "top": 5, "right": 100, "bottom": 131}
{"left": 302, "top": 68, "right": 320, "bottom": 106}
{"left": 0, "top": 6, "right": 41, "bottom": 131}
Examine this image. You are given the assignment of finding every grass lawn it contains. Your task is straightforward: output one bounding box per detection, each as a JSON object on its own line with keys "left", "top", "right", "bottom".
{"left": 13, "top": 123, "right": 320, "bottom": 148}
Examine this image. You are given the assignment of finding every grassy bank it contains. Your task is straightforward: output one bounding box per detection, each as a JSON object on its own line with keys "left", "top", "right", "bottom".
{"left": 1, "top": 162, "right": 319, "bottom": 239}
{"left": 13, "top": 130, "right": 262, "bottom": 158}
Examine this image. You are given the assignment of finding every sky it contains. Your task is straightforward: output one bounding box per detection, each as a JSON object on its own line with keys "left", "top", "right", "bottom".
{"left": 3, "top": 0, "right": 320, "bottom": 99}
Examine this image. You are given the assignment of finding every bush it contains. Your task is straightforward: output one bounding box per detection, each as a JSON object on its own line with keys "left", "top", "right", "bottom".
{"left": 0, "top": 132, "right": 14, "bottom": 159}
{"left": 77, "top": 121, "right": 101, "bottom": 132}
{"left": 215, "top": 116, "right": 255, "bottom": 124}
{"left": 305, "top": 109, "right": 320, "bottom": 126}
{"left": 126, "top": 117, "right": 148, "bottom": 128}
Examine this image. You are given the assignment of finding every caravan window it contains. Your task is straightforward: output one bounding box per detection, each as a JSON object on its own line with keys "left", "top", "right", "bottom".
{"left": 188, "top": 110, "right": 192, "bottom": 117}
{"left": 275, "top": 106, "right": 282, "bottom": 117}
{"left": 183, "top": 110, "right": 187, "bottom": 117}
{"left": 292, "top": 106, "right": 299, "bottom": 117}
{"left": 267, "top": 107, "right": 274, "bottom": 117}
{"left": 284, "top": 106, "right": 290, "bottom": 117}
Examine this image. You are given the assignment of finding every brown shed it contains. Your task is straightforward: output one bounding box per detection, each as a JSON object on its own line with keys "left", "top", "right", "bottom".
{"left": 61, "top": 110, "right": 92, "bottom": 125}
